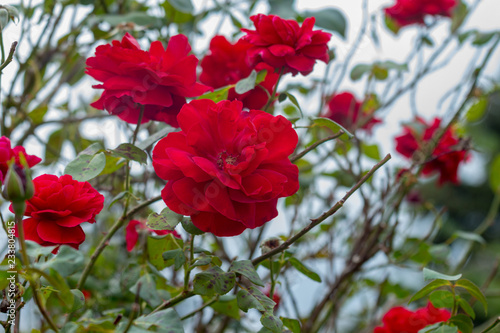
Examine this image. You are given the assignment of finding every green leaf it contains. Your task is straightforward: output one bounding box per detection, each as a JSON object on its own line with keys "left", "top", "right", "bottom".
{"left": 198, "top": 86, "right": 230, "bottom": 103}
{"left": 46, "top": 268, "right": 74, "bottom": 309}
{"left": 466, "top": 97, "right": 488, "bottom": 122}
{"left": 303, "top": 8, "right": 346, "bottom": 38}
{"left": 181, "top": 218, "right": 204, "bottom": 235}
{"left": 350, "top": 64, "right": 372, "bottom": 81}
{"left": 99, "top": 154, "right": 125, "bottom": 175}
{"left": 193, "top": 267, "right": 236, "bottom": 297}
{"left": 261, "top": 311, "right": 283, "bottom": 333}
{"left": 229, "top": 260, "right": 265, "bottom": 287}
{"left": 310, "top": 117, "right": 353, "bottom": 140}
{"left": 40, "top": 246, "right": 84, "bottom": 277}
{"left": 429, "top": 290, "right": 455, "bottom": 308}
{"left": 209, "top": 295, "right": 241, "bottom": 320}
{"left": 192, "top": 254, "right": 212, "bottom": 267}
{"left": 132, "top": 308, "right": 184, "bottom": 332}
{"left": 25, "top": 240, "right": 57, "bottom": 258}
{"left": 455, "top": 279, "right": 488, "bottom": 313}
{"left": 100, "top": 12, "right": 161, "bottom": 27}
{"left": 289, "top": 257, "right": 321, "bottom": 282}
{"left": 109, "top": 143, "right": 147, "bottom": 164}
{"left": 281, "top": 317, "right": 301, "bottom": 333}
{"left": 285, "top": 93, "right": 304, "bottom": 118}
{"left": 448, "top": 314, "right": 473, "bottom": 333}
{"left": 28, "top": 105, "right": 48, "bottom": 124}
{"left": 237, "top": 286, "right": 275, "bottom": 312}
{"left": 64, "top": 152, "right": 106, "bottom": 181}
{"left": 472, "top": 32, "right": 496, "bottom": 46}
{"left": 147, "top": 208, "right": 180, "bottom": 231}
{"left": 457, "top": 296, "right": 475, "bottom": 319}
{"left": 362, "top": 143, "right": 381, "bottom": 160}
{"left": 256, "top": 69, "right": 267, "bottom": 84}
{"left": 419, "top": 324, "right": 458, "bottom": 333}
{"left": 45, "top": 129, "right": 64, "bottom": 164}
{"left": 162, "top": 249, "right": 186, "bottom": 270}
{"left": 450, "top": 230, "right": 485, "bottom": 244}
{"left": 0, "top": 9, "right": 8, "bottom": 30}
{"left": 129, "top": 273, "right": 163, "bottom": 307}
{"left": 409, "top": 279, "right": 452, "bottom": 304}
{"left": 167, "top": 0, "right": 194, "bottom": 13}
{"left": 489, "top": 154, "right": 500, "bottom": 193}
{"left": 423, "top": 268, "right": 462, "bottom": 281}
{"left": 384, "top": 14, "right": 400, "bottom": 35}
{"left": 69, "top": 289, "right": 85, "bottom": 312}
{"left": 451, "top": 1, "right": 468, "bottom": 33}
{"left": 147, "top": 233, "right": 183, "bottom": 270}
{"left": 235, "top": 70, "right": 258, "bottom": 94}
{"left": 136, "top": 126, "right": 177, "bottom": 150}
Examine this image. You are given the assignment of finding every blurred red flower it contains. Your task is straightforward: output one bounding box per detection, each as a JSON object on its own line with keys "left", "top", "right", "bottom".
{"left": 0, "top": 136, "right": 41, "bottom": 182}
{"left": 86, "top": 33, "right": 210, "bottom": 127}
{"left": 375, "top": 302, "right": 451, "bottom": 333}
{"left": 395, "top": 117, "right": 468, "bottom": 185}
{"left": 241, "top": 14, "right": 331, "bottom": 76}
{"left": 200, "top": 35, "right": 279, "bottom": 110}
{"left": 152, "top": 99, "right": 299, "bottom": 236}
{"left": 324, "top": 92, "right": 381, "bottom": 132}
{"left": 385, "top": 0, "right": 458, "bottom": 27}
{"left": 125, "top": 219, "right": 181, "bottom": 251}
{"left": 13, "top": 174, "right": 104, "bottom": 251}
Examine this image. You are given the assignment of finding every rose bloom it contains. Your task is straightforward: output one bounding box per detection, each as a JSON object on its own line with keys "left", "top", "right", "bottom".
{"left": 395, "top": 117, "right": 468, "bottom": 185}
{"left": 375, "top": 302, "right": 451, "bottom": 333}
{"left": 0, "top": 136, "right": 41, "bottom": 182}
{"left": 241, "top": 14, "right": 331, "bottom": 76}
{"left": 324, "top": 92, "right": 381, "bottom": 132}
{"left": 125, "top": 219, "right": 181, "bottom": 251}
{"left": 13, "top": 174, "right": 104, "bottom": 251}
{"left": 86, "top": 33, "right": 210, "bottom": 127}
{"left": 385, "top": 0, "right": 458, "bottom": 27}
{"left": 152, "top": 99, "right": 299, "bottom": 237}
{"left": 200, "top": 35, "right": 279, "bottom": 110}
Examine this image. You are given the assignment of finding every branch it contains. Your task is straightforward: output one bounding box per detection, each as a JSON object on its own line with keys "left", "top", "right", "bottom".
{"left": 290, "top": 131, "right": 344, "bottom": 163}
{"left": 252, "top": 153, "right": 392, "bottom": 266}
{"left": 0, "top": 42, "right": 18, "bottom": 72}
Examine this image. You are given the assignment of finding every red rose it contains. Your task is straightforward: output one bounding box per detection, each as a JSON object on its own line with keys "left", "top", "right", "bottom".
{"left": 375, "top": 302, "right": 451, "bottom": 333}
{"left": 324, "top": 92, "right": 381, "bottom": 132}
{"left": 0, "top": 136, "right": 41, "bottom": 182}
{"left": 152, "top": 99, "right": 299, "bottom": 237}
{"left": 241, "top": 14, "right": 331, "bottom": 76}
{"left": 86, "top": 33, "right": 210, "bottom": 127}
{"left": 395, "top": 117, "right": 468, "bottom": 185}
{"left": 125, "top": 219, "right": 181, "bottom": 251}
{"left": 13, "top": 174, "right": 104, "bottom": 250}
{"left": 200, "top": 35, "right": 279, "bottom": 110}
{"left": 385, "top": 0, "right": 458, "bottom": 27}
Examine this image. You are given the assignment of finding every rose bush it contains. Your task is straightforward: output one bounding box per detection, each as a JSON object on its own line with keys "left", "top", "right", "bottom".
{"left": 0, "top": 136, "right": 41, "bottom": 182}
{"left": 13, "top": 174, "right": 104, "bottom": 250}
{"left": 374, "top": 302, "right": 451, "bottom": 333}
{"left": 324, "top": 92, "right": 381, "bottom": 132}
{"left": 152, "top": 99, "right": 299, "bottom": 236}
{"left": 86, "top": 33, "right": 210, "bottom": 127}
{"left": 385, "top": 0, "right": 458, "bottom": 27}
{"left": 241, "top": 14, "right": 331, "bottom": 76}
{"left": 200, "top": 35, "right": 279, "bottom": 110}
{"left": 395, "top": 117, "right": 468, "bottom": 184}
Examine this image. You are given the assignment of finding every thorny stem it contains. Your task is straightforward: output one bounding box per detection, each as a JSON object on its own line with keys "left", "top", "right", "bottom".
{"left": 252, "top": 154, "right": 391, "bottom": 266}
{"left": 263, "top": 67, "right": 284, "bottom": 112}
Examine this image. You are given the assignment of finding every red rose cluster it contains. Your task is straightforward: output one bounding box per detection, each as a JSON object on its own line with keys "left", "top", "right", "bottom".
{"left": 385, "top": 0, "right": 458, "bottom": 27}
{"left": 125, "top": 219, "right": 181, "bottom": 251}
{"left": 242, "top": 14, "right": 331, "bottom": 76}
{"left": 200, "top": 36, "right": 279, "bottom": 110}
{"left": 0, "top": 136, "right": 41, "bottom": 182}
{"left": 395, "top": 117, "right": 468, "bottom": 185}
{"left": 13, "top": 174, "right": 104, "bottom": 251}
{"left": 324, "top": 92, "right": 381, "bottom": 132}
{"left": 375, "top": 302, "right": 451, "bottom": 333}
{"left": 86, "top": 33, "right": 210, "bottom": 127}
{"left": 152, "top": 99, "right": 299, "bottom": 237}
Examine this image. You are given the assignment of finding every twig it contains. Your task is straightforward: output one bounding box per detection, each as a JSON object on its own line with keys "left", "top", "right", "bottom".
{"left": 252, "top": 154, "right": 391, "bottom": 266}
{"left": 290, "top": 131, "right": 344, "bottom": 163}
{"left": 0, "top": 42, "right": 17, "bottom": 72}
